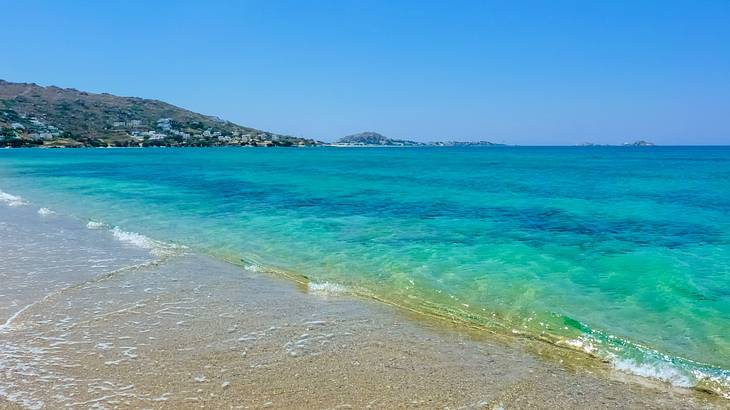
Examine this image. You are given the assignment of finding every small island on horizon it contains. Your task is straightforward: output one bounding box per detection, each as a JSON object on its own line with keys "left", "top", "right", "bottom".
{"left": 578, "top": 141, "right": 656, "bottom": 147}
{"left": 330, "top": 131, "right": 507, "bottom": 147}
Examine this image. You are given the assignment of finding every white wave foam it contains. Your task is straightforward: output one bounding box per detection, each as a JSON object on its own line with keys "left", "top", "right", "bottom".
{"left": 557, "top": 321, "right": 730, "bottom": 396}
{"left": 86, "top": 220, "right": 106, "bottom": 230}
{"left": 0, "top": 303, "right": 35, "bottom": 333}
{"left": 86, "top": 219, "right": 181, "bottom": 257}
{"left": 110, "top": 227, "right": 182, "bottom": 257}
{"left": 111, "top": 227, "right": 157, "bottom": 249}
{"left": 243, "top": 263, "right": 262, "bottom": 272}
{"left": 563, "top": 337, "right": 597, "bottom": 354}
{"left": 0, "top": 190, "right": 28, "bottom": 207}
{"left": 612, "top": 357, "right": 694, "bottom": 388}
{"left": 307, "top": 282, "right": 348, "bottom": 296}
{"left": 37, "top": 207, "right": 55, "bottom": 216}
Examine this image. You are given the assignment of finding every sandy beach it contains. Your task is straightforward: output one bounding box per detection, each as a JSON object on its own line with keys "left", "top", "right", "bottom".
{"left": 0, "top": 205, "right": 726, "bottom": 409}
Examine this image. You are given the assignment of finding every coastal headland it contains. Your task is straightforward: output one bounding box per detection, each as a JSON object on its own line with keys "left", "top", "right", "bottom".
{"left": 1, "top": 81, "right": 653, "bottom": 149}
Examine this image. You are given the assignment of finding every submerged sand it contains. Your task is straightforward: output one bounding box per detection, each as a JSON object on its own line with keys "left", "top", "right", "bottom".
{"left": 0, "top": 206, "right": 726, "bottom": 409}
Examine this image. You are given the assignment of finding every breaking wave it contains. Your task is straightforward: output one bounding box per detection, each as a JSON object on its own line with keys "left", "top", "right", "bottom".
{"left": 109, "top": 226, "right": 184, "bottom": 258}
{"left": 558, "top": 324, "right": 730, "bottom": 397}
{"left": 84, "top": 220, "right": 184, "bottom": 258}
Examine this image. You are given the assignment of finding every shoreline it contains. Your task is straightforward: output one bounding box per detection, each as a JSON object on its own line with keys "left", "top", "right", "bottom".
{"left": 0, "top": 202, "right": 727, "bottom": 408}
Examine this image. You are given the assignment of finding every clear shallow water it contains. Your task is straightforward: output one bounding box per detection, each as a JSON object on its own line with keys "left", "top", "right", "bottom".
{"left": 1, "top": 146, "right": 729, "bottom": 394}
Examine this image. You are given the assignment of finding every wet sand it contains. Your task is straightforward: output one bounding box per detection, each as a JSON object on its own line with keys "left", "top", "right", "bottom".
{"left": 0, "top": 206, "right": 726, "bottom": 409}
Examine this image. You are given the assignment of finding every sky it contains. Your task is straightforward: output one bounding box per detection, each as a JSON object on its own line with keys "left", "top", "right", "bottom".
{"left": 2, "top": 0, "right": 729, "bottom": 145}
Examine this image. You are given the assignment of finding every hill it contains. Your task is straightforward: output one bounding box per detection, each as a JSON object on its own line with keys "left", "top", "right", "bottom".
{"left": 0, "top": 80, "right": 320, "bottom": 147}
{"left": 334, "top": 132, "right": 506, "bottom": 147}
{"left": 336, "top": 132, "right": 423, "bottom": 146}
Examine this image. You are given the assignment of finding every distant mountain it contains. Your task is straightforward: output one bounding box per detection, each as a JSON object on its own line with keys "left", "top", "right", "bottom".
{"left": 336, "top": 132, "right": 423, "bottom": 146}
{"left": 0, "top": 80, "right": 320, "bottom": 147}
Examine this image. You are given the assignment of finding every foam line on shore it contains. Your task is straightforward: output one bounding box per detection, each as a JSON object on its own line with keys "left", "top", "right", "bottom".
{"left": 37, "top": 207, "right": 55, "bottom": 216}
{"left": 86, "top": 220, "right": 185, "bottom": 258}
{"left": 0, "top": 189, "right": 28, "bottom": 207}
{"left": 307, "top": 282, "right": 349, "bottom": 295}
{"left": 0, "top": 303, "right": 35, "bottom": 333}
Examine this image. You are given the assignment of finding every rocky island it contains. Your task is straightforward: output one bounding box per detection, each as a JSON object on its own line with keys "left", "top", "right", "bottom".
{"left": 331, "top": 132, "right": 423, "bottom": 146}
{"left": 330, "top": 131, "right": 505, "bottom": 147}
{"left": 578, "top": 141, "right": 656, "bottom": 147}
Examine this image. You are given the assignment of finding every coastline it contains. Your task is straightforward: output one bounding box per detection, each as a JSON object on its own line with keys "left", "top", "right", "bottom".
{"left": 0, "top": 201, "right": 726, "bottom": 408}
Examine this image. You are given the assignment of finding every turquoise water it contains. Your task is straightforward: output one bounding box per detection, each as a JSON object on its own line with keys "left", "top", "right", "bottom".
{"left": 1, "top": 146, "right": 729, "bottom": 394}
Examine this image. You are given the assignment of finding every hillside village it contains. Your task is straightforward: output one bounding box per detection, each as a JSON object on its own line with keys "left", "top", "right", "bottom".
{"left": 0, "top": 80, "right": 320, "bottom": 148}
{"left": 1, "top": 107, "right": 314, "bottom": 148}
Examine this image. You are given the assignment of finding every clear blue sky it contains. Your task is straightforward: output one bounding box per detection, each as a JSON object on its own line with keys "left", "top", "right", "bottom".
{"left": 2, "top": 1, "right": 729, "bottom": 144}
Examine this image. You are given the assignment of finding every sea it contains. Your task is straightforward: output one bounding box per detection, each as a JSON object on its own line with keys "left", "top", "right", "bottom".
{"left": 1, "top": 146, "right": 729, "bottom": 397}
